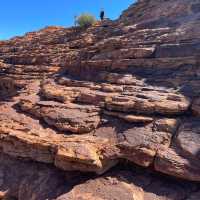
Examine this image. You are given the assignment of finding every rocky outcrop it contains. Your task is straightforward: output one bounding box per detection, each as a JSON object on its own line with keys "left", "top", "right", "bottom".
{"left": 19, "top": 99, "right": 101, "bottom": 134}
{"left": 0, "top": 0, "right": 200, "bottom": 199}
{"left": 0, "top": 153, "right": 200, "bottom": 200}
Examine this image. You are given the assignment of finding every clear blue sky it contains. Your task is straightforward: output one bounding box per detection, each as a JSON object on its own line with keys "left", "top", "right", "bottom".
{"left": 0, "top": 0, "right": 135, "bottom": 40}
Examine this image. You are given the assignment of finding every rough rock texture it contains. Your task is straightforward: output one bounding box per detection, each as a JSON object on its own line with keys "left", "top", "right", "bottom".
{"left": 1, "top": 153, "right": 200, "bottom": 200}
{"left": 0, "top": 0, "right": 200, "bottom": 199}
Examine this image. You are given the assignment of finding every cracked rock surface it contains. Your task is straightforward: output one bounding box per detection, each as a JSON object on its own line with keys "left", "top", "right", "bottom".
{"left": 0, "top": 0, "right": 200, "bottom": 199}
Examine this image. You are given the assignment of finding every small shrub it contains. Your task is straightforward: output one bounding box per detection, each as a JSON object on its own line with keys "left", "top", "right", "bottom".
{"left": 77, "top": 13, "right": 96, "bottom": 28}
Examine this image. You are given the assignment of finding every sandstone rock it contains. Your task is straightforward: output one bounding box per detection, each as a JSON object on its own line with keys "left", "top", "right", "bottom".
{"left": 19, "top": 99, "right": 101, "bottom": 134}
{"left": 117, "top": 121, "right": 174, "bottom": 167}
{"left": 103, "top": 110, "right": 154, "bottom": 123}
{"left": 154, "top": 118, "right": 180, "bottom": 134}
{"left": 100, "top": 83, "right": 123, "bottom": 93}
{"left": 0, "top": 128, "right": 56, "bottom": 163}
{"left": 156, "top": 42, "right": 200, "bottom": 58}
{"left": 175, "top": 119, "right": 200, "bottom": 160}
{"left": 50, "top": 78, "right": 119, "bottom": 106}
{"left": 92, "top": 47, "right": 155, "bottom": 60}
{"left": 155, "top": 147, "right": 200, "bottom": 181}
{"left": 192, "top": 98, "right": 200, "bottom": 116}
{"left": 0, "top": 122, "right": 116, "bottom": 174}
{"left": 106, "top": 94, "right": 190, "bottom": 115}
{"left": 57, "top": 167, "right": 200, "bottom": 200}
{"left": 58, "top": 174, "right": 144, "bottom": 200}
{"left": 54, "top": 136, "right": 118, "bottom": 174}
{"left": 0, "top": 77, "right": 20, "bottom": 98}
{"left": 0, "top": 153, "right": 199, "bottom": 200}
{"left": 0, "top": 153, "right": 80, "bottom": 200}
{"left": 41, "top": 81, "right": 80, "bottom": 102}
{"left": 0, "top": 0, "right": 200, "bottom": 198}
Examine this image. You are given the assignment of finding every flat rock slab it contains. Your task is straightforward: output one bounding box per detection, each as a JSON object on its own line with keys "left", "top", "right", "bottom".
{"left": 57, "top": 167, "right": 200, "bottom": 200}
{"left": 155, "top": 147, "right": 200, "bottom": 181}
{"left": 175, "top": 119, "right": 200, "bottom": 160}
{"left": 106, "top": 93, "right": 190, "bottom": 115}
{"left": 41, "top": 81, "right": 80, "bottom": 102}
{"left": 155, "top": 42, "right": 200, "bottom": 58}
{"left": 154, "top": 119, "right": 200, "bottom": 182}
{"left": 117, "top": 122, "right": 173, "bottom": 167}
{"left": 103, "top": 110, "right": 154, "bottom": 123}
{"left": 0, "top": 117, "right": 117, "bottom": 174}
{"left": 59, "top": 173, "right": 144, "bottom": 200}
{"left": 92, "top": 47, "right": 155, "bottom": 60}
{"left": 42, "top": 80, "right": 120, "bottom": 106}
{"left": 19, "top": 99, "right": 101, "bottom": 134}
{"left": 42, "top": 78, "right": 191, "bottom": 116}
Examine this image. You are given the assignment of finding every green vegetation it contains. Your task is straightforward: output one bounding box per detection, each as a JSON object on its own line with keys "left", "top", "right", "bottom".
{"left": 76, "top": 13, "right": 96, "bottom": 28}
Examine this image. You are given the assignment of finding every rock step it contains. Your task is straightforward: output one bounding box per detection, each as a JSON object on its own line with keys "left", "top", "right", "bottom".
{"left": 19, "top": 99, "right": 101, "bottom": 134}
{"left": 155, "top": 42, "right": 200, "bottom": 58}
{"left": 0, "top": 0, "right": 199, "bottom": 191}
{"left": 0, "top": 102, "right": 116, "bottom": 174}
{"left": 2, "top": 71, "right": 57, "bottom": 76}
{"left": 51, "top": 78, "right": 191, "bottom": 116}
{"left": 0, "top": 101, "right": 200, "bottom": 181}
{"left": 1, "top": 74, "right": 58, "bottom": 80}
{"left": 91, "top": 47, "right": 155, "bottom": 60}
{"left": 0, "top": 126, "right": 116, "bottom": 175}
{"left": 155, "top": 147, "right": 200, "bottom": 181}
{"left": 65, "top": 56, "right": 198, "bottom": 78}
{"left": 8, "top": 64, "right": 61, "bottom": 72}
{"left": 2, "top": 33, "right": 199, "bottom": 70}
{"left": 1, "top": 152, "right": 200, "bottom": 200}
{"left": 103, "top": 110, "right": 154, "bottom": 123}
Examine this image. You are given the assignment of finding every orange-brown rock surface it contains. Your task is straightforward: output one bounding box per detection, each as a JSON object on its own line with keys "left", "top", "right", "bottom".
{"left": 0, "top": 0, "right": 200, "bottom": 199}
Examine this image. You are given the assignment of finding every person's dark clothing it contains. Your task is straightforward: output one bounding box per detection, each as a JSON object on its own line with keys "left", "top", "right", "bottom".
{"left": 100, "top": 11, "right": 104, "bottom": 21}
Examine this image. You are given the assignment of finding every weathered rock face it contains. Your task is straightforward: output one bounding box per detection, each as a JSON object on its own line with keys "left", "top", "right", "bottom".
{"left": 1, "top": 153, "right": 199, "bottom": 200}
{"left": 0, "top": 0, "right": 200, "bottom": 199}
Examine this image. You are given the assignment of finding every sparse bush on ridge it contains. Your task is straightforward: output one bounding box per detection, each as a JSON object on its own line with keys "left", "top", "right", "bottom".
{"left": 76, "top": 13, "right": 96, "bottom": 28}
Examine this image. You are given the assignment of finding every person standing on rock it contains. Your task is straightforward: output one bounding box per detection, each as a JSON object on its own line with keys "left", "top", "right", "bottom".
{"left": 74, "top": 15, "right": 77, "bottom": 27}
{"left": 100, "top": 9, "right": 105, "bottom": 21}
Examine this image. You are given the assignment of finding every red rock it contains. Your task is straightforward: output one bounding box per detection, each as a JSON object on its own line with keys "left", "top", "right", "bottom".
{"left": 0, "top": 0, "right": 200, "bottom": 198}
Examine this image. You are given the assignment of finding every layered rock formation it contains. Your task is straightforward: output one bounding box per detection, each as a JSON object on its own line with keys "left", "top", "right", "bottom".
{"left": 0, "top": 0, "right": 200, "bottom": 199}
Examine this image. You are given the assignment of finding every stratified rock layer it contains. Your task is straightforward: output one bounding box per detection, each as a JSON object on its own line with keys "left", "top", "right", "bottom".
{"left": 0, "top": 0, "right": 200, "bottom": 199}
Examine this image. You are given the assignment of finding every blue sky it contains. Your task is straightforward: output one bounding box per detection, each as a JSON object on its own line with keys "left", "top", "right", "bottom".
{"left": 0, "top": 0, "right": 135, "bottom": 40}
